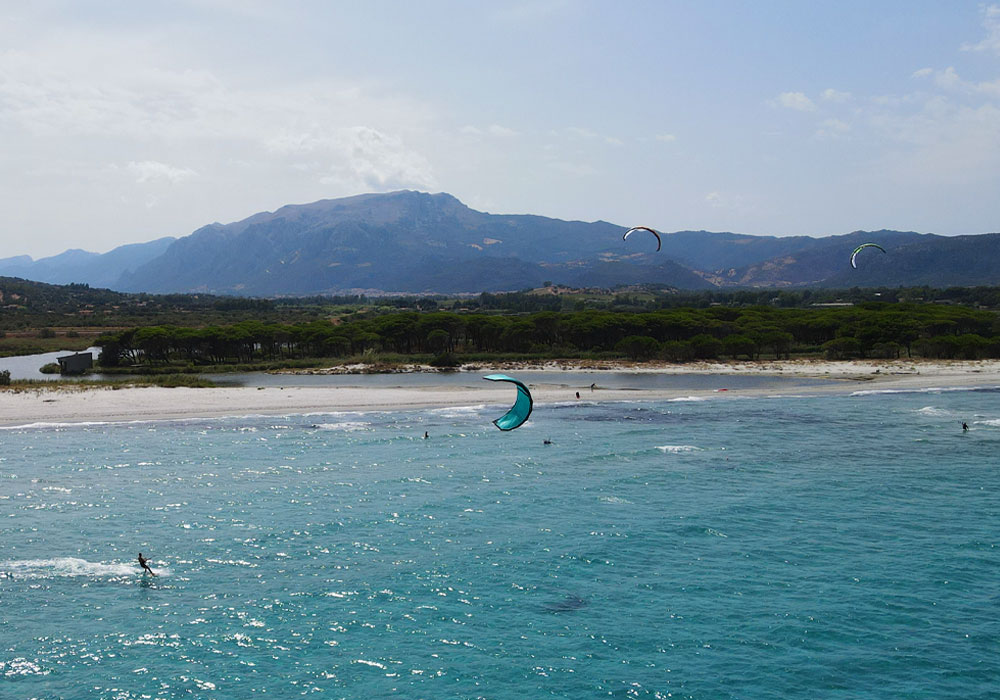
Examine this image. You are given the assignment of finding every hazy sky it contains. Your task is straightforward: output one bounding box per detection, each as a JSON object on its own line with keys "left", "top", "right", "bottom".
{"left": 2, "top": 1, "right": 999, "bottom": 258}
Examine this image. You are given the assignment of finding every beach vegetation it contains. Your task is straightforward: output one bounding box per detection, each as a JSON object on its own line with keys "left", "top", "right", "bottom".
{"left": 87, "top": 300, "right": 1000, "bottom": 371}
{"left": 822, "top": 337, "right": 863, "bottom": 360}
{"left": 615, "top": 335, "right": 660, "bottom": 360}
{"left": 429, "top": 352, "right": 461, "bottom": 368}
{"left": 0, "top": 374, "right": 217, "bottom": 391}
{"left": 8, "top": 273, "right": 1000, "bottom": 369}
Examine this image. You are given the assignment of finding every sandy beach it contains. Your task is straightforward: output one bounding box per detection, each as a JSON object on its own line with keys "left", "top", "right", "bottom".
{"left": 2, "top": 358, "right": 999, "bottom": 427}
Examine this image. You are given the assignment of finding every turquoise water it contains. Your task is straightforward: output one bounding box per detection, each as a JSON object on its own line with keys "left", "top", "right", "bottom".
{"left": 1, "top": 387, "right": 998, "bottom": 698}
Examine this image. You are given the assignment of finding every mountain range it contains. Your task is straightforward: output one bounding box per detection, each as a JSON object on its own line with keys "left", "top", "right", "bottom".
{"left": 3, "top": 191, "right": 998, "bottom": 295}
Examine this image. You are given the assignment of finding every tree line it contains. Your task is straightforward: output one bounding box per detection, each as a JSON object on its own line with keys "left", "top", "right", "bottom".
{"left": 95, "top": 302, "right": 1000, "bottom": 367}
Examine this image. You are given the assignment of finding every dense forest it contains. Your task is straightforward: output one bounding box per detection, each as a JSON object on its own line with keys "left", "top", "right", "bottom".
{"left": 95, "top": 302, "right": 1000, "bottom": 368}
{"left": 5, "top": 273, "right": 1000, "bottom": 325}
{"left": 5, "top": 275, "right": 1000, "bottom": 367}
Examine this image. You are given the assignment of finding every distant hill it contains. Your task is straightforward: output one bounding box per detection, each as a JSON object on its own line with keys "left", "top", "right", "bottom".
{"left": 0, "top": 237, "right": 175, "bottom": 289}
{"left": 115, "top": 191, "right": 711, "bottom": 294}
{"left": 7, "top": 191, "right": 1000, "bottom": 294}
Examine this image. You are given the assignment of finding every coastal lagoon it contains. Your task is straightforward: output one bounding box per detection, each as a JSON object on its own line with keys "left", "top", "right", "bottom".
{"left": 1, "top": 386, "right": 998, "bottom": 698}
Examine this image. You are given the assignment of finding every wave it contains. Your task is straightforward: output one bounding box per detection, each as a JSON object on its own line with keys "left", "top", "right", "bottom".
{"left": 312, "top": 421, "right": 372, "bottom": 432}
{"left": 0, "top": 658, "right": 49, "bottom": 677}
{"left": 0, "top": 420, "right": 126, "bottom": 431}
{"left": 667, "top": 396, "right": 710, "bottom": 402}
{"left": 852, "top": 385, "right": 1000, "bottom": 397}
{"left": 656, "top": 445, "right": 702, "bottom": 453}
{"left": 916, "top": 406, "right": 952, "bottom": 417}
{"left": 543, "top": 401, "right": 598, "bottom": 409}
{"left": 0, "top": 415, "right": 242, "bottom": 432}
{"left": 0, "top": 557, "right": 161, "bottom": 579}
{"left": 600, "top": 496, "right": 633, "bottom": 505}
{"left": 428, "top": 404, "right": 490, "bottom": 419}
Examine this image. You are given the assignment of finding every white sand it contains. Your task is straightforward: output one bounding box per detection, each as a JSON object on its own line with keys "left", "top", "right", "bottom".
{"left": 2, "top": 359, "right": 999, "bottom": 427}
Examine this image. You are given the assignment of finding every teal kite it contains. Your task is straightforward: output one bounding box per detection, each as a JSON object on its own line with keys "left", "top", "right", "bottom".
{"left": 483, "top": 374, "right": 533, "bottom": 431}
{"left": 850, "top": 243, "right": 886, "bottom": 269}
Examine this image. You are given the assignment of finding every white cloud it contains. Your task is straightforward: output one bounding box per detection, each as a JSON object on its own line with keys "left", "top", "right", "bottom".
{"left": 705, "top": 191, "right": 748, "bottom": 210}
{"left": 127, "top": 160, "right": 197, "bottom": 183}
{"left": 461, "top": 124, "right": 518, "bottom": 138}
{"left": 487, "top": 124, "right": 518, "bottom": 137}
{"left": 821, "top": 88, "right": 851, "bottom": 103}
{"left": 775, "top": 91, "right": 817, "bottom": 112}
{"left": 815, "top": 118, "right": 851, "bottom": 139}
{"left": 961, "top": 4, "right": 1000, "bottom": 54}
{"left": 932, "top": 66, "right": 964, "bottom": 90}
{"left": 909, "top": 65, "right": 1000, "bottom": 97}
{"left": 0, "top": 34, "right": 438, "bottom": 196}
{"left": 604, "top": 136, "right": 623, "bottom": 146}
{"left": 565, "top": 126, "right": 599, "bottom": 139}
{"left": 547, "top": 159, "right": 598, "bottom": 177}
{"left": 868, "top": 96, "right": 1000, "bottom": 187}
{"left": 272, "top": 126, "right": 436, "bottom": 191}
{"left": 655, "top": 133, "right": 677, "bottom": 143}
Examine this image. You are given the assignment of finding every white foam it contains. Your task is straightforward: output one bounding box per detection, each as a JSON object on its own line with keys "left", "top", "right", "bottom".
{"left": 600, "top": 496, "right": 633, "bottom": 505}
{"left": 429, "top": 404, "right": 489, "bottom": 418}
{"left": 0, "top": 557, "right": 158, "bottom": 579}
{"left": 0, "top": 420, "right": 120, "bottom": 431}
{"left": 303, "top": 410, "right": 372, "bottom": 418}
{"left": 0, "top": 657, "right": 49, "bottom": 677}
{"left": 852, "top": 385, "right": 1000, "bottom": 397}
{"left": 916, "top": 406, "right": 951, "bottom": 417}
{"left": 312, "top": 421, "right": 372, "bottom": 432}
{"left": 667, "top": 396, "right": 710, "bottom": 402}
{"left": 974, "top": 419, "right": 1000, "bottom": 427}
{"left": 656, "top": 445, "right": 703, "bottom": 453}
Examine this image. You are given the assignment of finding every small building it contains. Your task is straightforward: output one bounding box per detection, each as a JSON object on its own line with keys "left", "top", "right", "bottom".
{"left": 57, "top": 352, "right": 93, "bottom": 375}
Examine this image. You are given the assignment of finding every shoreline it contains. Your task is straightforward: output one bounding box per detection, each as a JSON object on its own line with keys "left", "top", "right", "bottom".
{"left": 2, "top": 359, "right": 999, "bottom": 427}
{"left": 282, "top": 357, "right": 1000, "bottom": 379}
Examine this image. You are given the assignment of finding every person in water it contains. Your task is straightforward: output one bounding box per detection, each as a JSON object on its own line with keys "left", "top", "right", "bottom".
{"left": 138, "top": 552, "right": 156, "bottom": 576}
{"left": 423, "top": 431, "right": 429, "bottom": 439}
{"left": 963, "top": 422, "right": 969, "bottom": 431}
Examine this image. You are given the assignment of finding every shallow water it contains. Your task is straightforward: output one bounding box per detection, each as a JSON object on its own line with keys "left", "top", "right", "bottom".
{"left": 0, "top": 347, "right": 102, "bottom": 380}
{"left": 1, "top": 387, "right": 998, "bottom": 698}
{"left": 206, "top": 368, "right": 831, "bottom": 391}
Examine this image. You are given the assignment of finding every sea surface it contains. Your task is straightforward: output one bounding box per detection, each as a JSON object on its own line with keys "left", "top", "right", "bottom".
{"left": 1, "top": 383, "right": 998, "bottom": 699}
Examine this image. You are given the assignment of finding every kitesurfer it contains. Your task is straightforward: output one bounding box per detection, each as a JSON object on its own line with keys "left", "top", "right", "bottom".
{"left": 850, "top": 243, "right": 887, "bottom": 269}
{"left": 423, "top": 431, "right": 429, "bottom": 439}
{"left": 138, "top": 552, "right": 156, "bottom": 576}
{"left": 963, "top": 422, "right": 969, "bottom": 432}
{"left": 623, "top": 226, "right": 662, "bottom": 251}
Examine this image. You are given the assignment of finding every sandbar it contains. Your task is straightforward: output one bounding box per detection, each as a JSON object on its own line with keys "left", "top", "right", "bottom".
{"left": 2, "top": 359, "right": 999, "bottom": 427}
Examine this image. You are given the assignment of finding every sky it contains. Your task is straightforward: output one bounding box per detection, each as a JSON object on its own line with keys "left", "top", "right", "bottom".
{"left": 2, "top": 1, "right": 999, "bottom": 258}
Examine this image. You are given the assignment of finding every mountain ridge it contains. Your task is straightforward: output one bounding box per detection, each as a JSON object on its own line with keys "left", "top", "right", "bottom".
{"left": 7, "top": 191, "right": 998, "bottom": 294}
